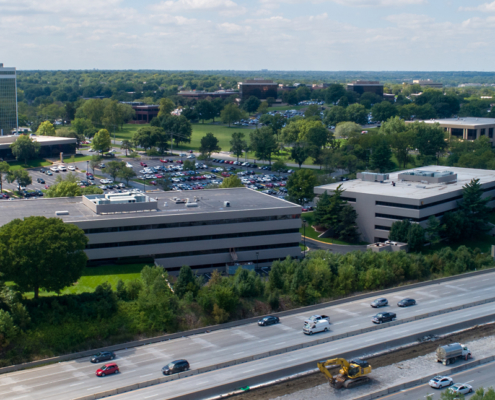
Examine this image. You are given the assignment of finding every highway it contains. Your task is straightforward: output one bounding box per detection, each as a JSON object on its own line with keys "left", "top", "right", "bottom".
{"left": 382, "top": 360, "right": 495, "bottom": 399}
{"left": 0, "top": 272, "right": 494, "bottom": 400}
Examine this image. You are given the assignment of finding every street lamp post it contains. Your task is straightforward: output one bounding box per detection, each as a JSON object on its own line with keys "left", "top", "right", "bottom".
{"left": 256, "top": 251, "right": 259, "bottom": 269}
{"left": 86, "top": 160, "right": 89, "bottom": 174}
{"left": 303, "top": 219, "right": 307, "bottom": 258}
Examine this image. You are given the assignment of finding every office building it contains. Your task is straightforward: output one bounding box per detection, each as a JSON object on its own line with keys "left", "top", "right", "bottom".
{"left": 177, "top": 90, "right": 239, "bottom": 101}
{"left": 410, "top": 118, "right": 495, "bottom": 141}
{"left": 346, "top": 80, "right": 384, "bottom": 96}
{"left": 238, "top": 79, "right": 278, "bottom": 100}
{"left": 0, "top": 188, "right": 302, "bottom": 272}
{"left": 413, "top": 79, "right": 443, "bottom": 89}
{"left": 314, "top": 166, "right": 495, "bottom": 243}
{"left": 0, "top": 63, "right": 18, "bottom": 136}
{"left": 0, "top": 135, "right": 77, "bottom": 160}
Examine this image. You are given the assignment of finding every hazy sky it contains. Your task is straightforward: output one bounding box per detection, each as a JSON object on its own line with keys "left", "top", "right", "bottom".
{"left": 1, "top": 0, "right": 494, "bottom": 71}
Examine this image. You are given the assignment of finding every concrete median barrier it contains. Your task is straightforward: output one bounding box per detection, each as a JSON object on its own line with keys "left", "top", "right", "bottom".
{"left": 3, "top": 268, "right": 494, "bottom": 376}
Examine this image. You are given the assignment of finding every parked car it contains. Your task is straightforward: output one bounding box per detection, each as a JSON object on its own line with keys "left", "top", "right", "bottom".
{"left": 96, "top": 363, "right": 119, "bottom": 377}
{"left": 429, "top": 376, "right": 454, "bottom": 389}
{"left": 45, "top": 170, "right": 53, "bottom": 176}
{"left": 58, "top": 165, "right": 67, "bottom": 172}
{"left": 162, "top": 360, "right": 189, "bottom": 375}
{"left": 372, "top": 312, "right": 396, "bottom": 324}
{"left": 37, "top": 178, "right": 45, "bottom": 184}
{"left": 140, "top": 162, "right": 147, "bottom": 167}
{"left": 91, "top": 351, "right": 116, "bottom": 363}
{"left": 50, "top": 166, "right": 59, "bottom": 173}
{"left": 258, "top": 316, "right": 280, "bottom": 326}
{"left": 68, "top": 165, "right": 76, "bottom": 171}
{"left": 397, "top": 298, "right": 416, "bottom": 307}
{"left": 125, "top": 162, "right": 133, "bottom": 168}
{"left": 449, "top": 383, "right": 473, "bottom": 395}
{"left": 370, "top": 298, "right": 388, "bottom": 308}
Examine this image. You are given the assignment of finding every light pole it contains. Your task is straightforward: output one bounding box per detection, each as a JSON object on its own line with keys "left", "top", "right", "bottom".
{"left": 302, "top": 219, "right": 307, "bottom": 258}
{"left": 86, "top": 160, "right": 89, "bottom": 174}
{"left": 256, "top": 251, "right": 259, "bottom": 269}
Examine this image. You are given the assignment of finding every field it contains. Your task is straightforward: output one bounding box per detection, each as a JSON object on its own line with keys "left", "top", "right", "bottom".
{"left": 8, "top": 159, "right": 52, "bottom": 171}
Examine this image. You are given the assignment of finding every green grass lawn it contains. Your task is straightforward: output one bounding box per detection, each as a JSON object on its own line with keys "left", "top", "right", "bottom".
{"left": 8, "top": 159, "right": 52, "bottom": 171}
{"left": 269, "top": 105, "right": 305, "bottom": 111}
{"left": 112, "top": 124, "right": 150, "bottom": 141}
{"left": 300, "top": 212, "right": 368, "bottom": 245}
{"left": 12, "top": 264, "right": 148, "bottom": 298}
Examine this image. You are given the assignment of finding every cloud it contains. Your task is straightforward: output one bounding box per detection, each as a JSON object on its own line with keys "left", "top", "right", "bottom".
{"left": 258, "top": 0, "right": 427, "bottom": 6}
{"left": 150, "top": 0, "right": 246, "bottom": 15}
{"left": 459, "top": 1, "right": 495, "bottom": 12}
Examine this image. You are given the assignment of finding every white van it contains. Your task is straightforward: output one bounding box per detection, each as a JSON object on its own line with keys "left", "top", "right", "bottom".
{"left": 303, "top": 320, "right": 330, "bottom": 335}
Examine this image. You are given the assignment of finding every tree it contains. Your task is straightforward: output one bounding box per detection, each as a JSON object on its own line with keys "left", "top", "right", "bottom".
{"left": 102, "top": 100, "right": 124, "bottom": 132}
{"left": 221, "top": 103, "right": 244, "bottom": 127}
{"left": 410, "top": 122, "right": 447, "bottom": 163}
{"left": 10, "top": 135, "right": 40, "bottom": 164}
{"left": 272, "top": 159, "right": 287, "bottom": 175}
{"left": 287, "top": 169, "right": 317, "bottom": 205}
{"left": 334, "top": 122, "right": 361, "bottom": 139}
{"left": 304, "top": 105, "right": 321, "bottom": 119}
{"left": 196, "top": 100, "right": 216, "bottom": 123}
{"left": 381, "top": 117, "right": 415, "bottom": 168}
{"left": 442, "top": 211, "right": 466, "bottom": 243}
{"left": 250, "top": 127, "right": 278, "bottom": 165}
{"left": 230, "top": 132, "right": 247, "bottom": 161}
{"left": 425, "top": 216, "right": 443, "bottom": 245}
{"left": 371, "top": 101, "right": 397, "bottom": 122}
{"left": 459, "top": 178, "right": 492, "bottom": 238}
{"left": 81, "top": 99, "right": 105, "bottom": 126}
{"left": 313, "top": 191, "right": 332, "bottom": 227}
{"left": 183, "top": 160, "right": 196, "bottom": 171}
{"left": 155, "top": 177, "right": 172, "bottom": 191}
{"left": 118, "top": 167, "right": 136, "bottom": 185}
{"left": 282, "top": 91, "right": 298, "bottom": 105}
{"left": 153, "top": 115, "right": 192, "bottom": 148}
{"left": 158, "top": 98, "right": 175, "bottom": 117}
{"left": 389, "top": 220, "right": 411, "bottom": 242}
{"left": 266, "top": 97, "right": 276, "bottom": 106}
{"left": 243, "top": 96, "right": 261, "bottom": 114}
{"left": 36, "top": 121, "right": 56, "bottom": 136}
{"left": 407, "top": 223, "right": 425, "bottom": 252}
{"left": 290, "top": 143, "right": 310, "bottom": 168}
{"left": 106, "top": 161, "right": 125, "bottom": 181}
{"left": 336, "top": 204, "right": 359, "bottom": 243}
{"left": 257, "top": 102, "right": 269, "bottom": 115}
{"left": 81, "top": 186, "right": 104, "bottom": 195}
{"left": 0, "top": 216, "right": 88, "bottom": 298}
{"left": 174, "top": 265, "right": 199, "bottom": 299}
{"left": 89, "top": 155, "right": 101, "bottom": 174}
{"left": 121, "top": 139, "right": 133, "bottom": 156}
{"left": 370, "top": 137, "right": 394, "bottom": 172}
{"left": 346, "top": 103, "right": 368, "bottom": 125}
{"left": 0, "top": 161, "right": 10, "bottom": 193}
{"left": 326, "top": 84, "right": 346, "bottom": 104}
{"left": 91, "top": 129, "right": 111, "bottom": 153}
{"left": 132, "top": 126, "right": 160, "bottom": 151}
{"left": 199, "top": 133, "right": 221, "bottom": 159}
{"left": 45, "top": 181, "right": 81, "bottom": 197}
{"left": 220, "top": 175, "right": 244, "bottom": 188}
{"left": 7, "top": 169, "right": 32, "bottom": 191}
{"left": 323, "top": 106, "right": 347, "bottom": 127}
{"left": 71, "top": 118, "right": 96, "bottom": 138}
{"left": 260, "top": 114, "right": 285, "bottom": 139}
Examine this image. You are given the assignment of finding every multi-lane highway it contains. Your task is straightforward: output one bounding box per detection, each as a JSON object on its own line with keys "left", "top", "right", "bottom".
{"left": 382, "top": 360, "right": 495, "bottom": 399}
{"left": 0, "top": 272, "right": 494, "bottom": 400}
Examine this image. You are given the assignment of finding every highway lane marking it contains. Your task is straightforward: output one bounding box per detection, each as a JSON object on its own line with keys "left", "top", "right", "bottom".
{"left": 190, "top": 337, "right": 218, "bottom": 349}
{"left": 361, "top": 303, "right": 370, "bottom": 307}
{"left": 232, "top": 329, "right": 258, "bottom": 340}
{"left": 244, "top": 369, "right": 256, "bottom": 373}
{"left": 278, "top": 342, "right": 286, "bottom": 345}
{"left": 11, "top": 396, "right": 28, "bottom": 400}
{"left": 414, "top": 291, "right": 439, "bottom": 298}
{"left": 258, "top": 339, "right": 270, "bottom": 342}
{"left": 424, "top": 394, "right": 434, "bottom": 397}
{"left": 144, "top": 395, "right": 160, "bottom": 399}
{"left": 87, "top": 386, "right": 101, "bottom": 390}
{"left": 350, "top": 324, "right": 359, "bottom": 328}
{"left": 273, "top": 324, "right": 296, "bottom": 332}
{"left": 69, "top": 382, "right": 84, "bottom": 387}
{"left": 333, "top": 322, "right": 344, "bottom": 325}
{"left": 445, "top": 284, "right": 469, "bottom": 292}
{"left": 140, "top": 374, "right": 153, "bottom": 378}
{"left": 234, "top": 352, "right": 245, "bottom": 355}
{"left": 365, "top": 339, "right": 374, "bottom": 342}
{"left": 335, "top": 308, "right": 360, "bottom": 316}
{"left": 473, "top": 296, "right": 481, "bottom": 299}
{"left": 465, "top": 380, "right": 474, "bottom": 383}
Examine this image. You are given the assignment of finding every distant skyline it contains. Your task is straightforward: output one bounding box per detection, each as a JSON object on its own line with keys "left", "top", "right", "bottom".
{"left": 1, "top": 0, "right": 495, "bottom": 71}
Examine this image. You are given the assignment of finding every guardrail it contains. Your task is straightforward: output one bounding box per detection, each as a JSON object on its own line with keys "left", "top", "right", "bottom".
{"left": 1, "top": 267, "right": 493, "bottom": 375}
{"left": 70, "top": 297, "right": 495, "bottom": 400}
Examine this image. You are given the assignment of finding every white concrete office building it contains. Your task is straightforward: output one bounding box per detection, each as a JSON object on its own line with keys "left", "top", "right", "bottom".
{"left": 314, "top": 166, "right": 495, "bottom": 243}
{"left": 410, "top": 118, "right": 495, "bottom": 142}
{"left": 0, "top": 188, "right": 302, "bottom": 272}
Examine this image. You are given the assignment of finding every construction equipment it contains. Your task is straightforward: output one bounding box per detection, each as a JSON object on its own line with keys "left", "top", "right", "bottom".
{"left": 317, "top": 358, "right": 372, "bottom": 389}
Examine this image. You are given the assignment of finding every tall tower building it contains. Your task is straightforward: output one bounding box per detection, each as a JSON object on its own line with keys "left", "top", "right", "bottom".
{"left": 0, "top": 63, "right": 18, "bottom": 136}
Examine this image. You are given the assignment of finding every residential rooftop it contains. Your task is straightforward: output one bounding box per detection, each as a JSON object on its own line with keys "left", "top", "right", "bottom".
{"left": 315, "top": 166, "right": 495, "bottom": 201}
{"left": 0, "top": 188, "right": 299, "bottom": 226}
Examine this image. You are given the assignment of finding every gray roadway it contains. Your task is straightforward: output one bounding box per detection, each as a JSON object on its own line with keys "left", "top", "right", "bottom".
{"left": 382, "top": 360, "right": 495, "bottom": 399}
{"left": 0, "top": 272, "right": 494, "bottom": 400}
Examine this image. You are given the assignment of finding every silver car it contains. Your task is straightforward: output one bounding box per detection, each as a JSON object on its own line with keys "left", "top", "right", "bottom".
{"left": 429, "top": 376, "right": 453, "bottom": 388}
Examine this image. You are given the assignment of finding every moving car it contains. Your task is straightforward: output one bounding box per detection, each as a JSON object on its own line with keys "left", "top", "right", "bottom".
{"left": 429, "top": 376, "right": 454, "bottom": 389}
{"left": 162, "top": 360, "right": 189, "bottom": 375}
{"left": 304, "top": 315, "right": 330, "bottom": 324}
{"left": 372, "top": 312, "right": 396, "bottom": 324}
{"left": 258, "top": 315, "right": 280, "bottom": 326}
{"left": 96, "top": 363, "right": 119, "bottom": 377}
{"left": 370, "top": 298, "right": 388, "bottom": 308}
{"left": 397, "top": 298, "right": 416, "bottom": 307}
{"left": 449, "top": 383, "right": 473, "bottom": 395}
{"left": 91, "top": 351, "right": 116, "bottom": 363}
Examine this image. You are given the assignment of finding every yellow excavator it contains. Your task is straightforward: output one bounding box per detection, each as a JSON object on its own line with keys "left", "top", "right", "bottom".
{"left": 317, "top": 358, "right": 372, "bottom": 389}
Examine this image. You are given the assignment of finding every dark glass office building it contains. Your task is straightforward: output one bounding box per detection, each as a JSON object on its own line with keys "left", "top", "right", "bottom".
{"left": 0, "top": 63, "right": 18, "bottom": 136}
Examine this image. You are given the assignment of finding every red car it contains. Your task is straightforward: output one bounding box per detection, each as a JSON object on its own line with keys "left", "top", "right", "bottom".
{"left": 176, "top": 160, "right": 183, "bottom": 164}
{"left": 265, "top": 183, "right": 274, "bottom": 188}
{"left": 221, "top": 172, "right": 231, "bottom": 177}
{"left": 96, "top": 363, "right": 119, "bottom": 377}
{"left": 150, "top": 181, "right": 157, "bottom": 186}
{"left": 86, "top": 172, "right": 93, "bottom": 176}
{"left": 140, "top": 162, "right": 147, "bottom": 167}
{"left": 160, "top": 159, "right": 169, "bottom": 163}
{"left": 155, "top": 174, "right": 163, "bottom": 179}
{"left": 189, "top": 150, "right": 194, "bottom": 153}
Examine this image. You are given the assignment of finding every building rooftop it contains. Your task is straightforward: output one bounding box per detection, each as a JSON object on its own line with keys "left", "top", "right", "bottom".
{"left": 0, "top": 188, "right": 299, "bottom": 226}
{"left": 0, "top": 135, "right": 77, "bottom": 149}
{"left": 315, "top": 166, "right": 495, "bottom": 201}
{"left": 420, "top": 117, "right": 495, "bottom": 127}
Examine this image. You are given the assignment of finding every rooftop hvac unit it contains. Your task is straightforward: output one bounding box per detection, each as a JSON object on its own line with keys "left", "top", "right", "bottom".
{"left": 185, "top": 202, "right": 198, "bottom": 207}
{"left": 224, "top": 201, "right": 231, "bottom": 207}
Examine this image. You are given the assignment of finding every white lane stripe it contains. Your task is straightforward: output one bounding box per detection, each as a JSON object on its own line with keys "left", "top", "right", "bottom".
{"left": 144, "top": 394, "right": 160, "bottom": 399}
{"left": 190, "top": 337, "right": 217, "bottom": 349}
{"left": 234, "top": 352, "right": 245, "bottom": 355}
{"left": 70, "top": 382, "right": 84, "bottom": 386}
{"left": 445, "top": 284, "right": 469, "bottom": 292}
{"left": 335, "top": 308, "right": 360, "bottom": 316}
{"left": 414, "top": 290, "right": 439, "bottom": 298}
{"left": 232, "top": 329, "right": 258, "bottom": 340}
{"left": 87, "top": 386, "right": 101, "bottom": 390}
{"left": 140, "top": 373, "right": 153, "bottom": 378}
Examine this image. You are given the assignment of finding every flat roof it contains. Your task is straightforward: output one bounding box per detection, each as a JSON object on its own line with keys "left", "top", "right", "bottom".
{"left": 0, "top": 135, "right": 77, "bottom": 150}
{"left": 0, "top": 188, "right": 299, "bottom": 226}
{"left": 419, "top": 117, "right": 495, "bottom": 127}
{"left": 315, "top": 166, "right": 495, "bottom": 201}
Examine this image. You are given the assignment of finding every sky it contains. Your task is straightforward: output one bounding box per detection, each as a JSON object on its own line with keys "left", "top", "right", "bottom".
{"left": 1, "top": 0, "right": 494, "bottom": 71}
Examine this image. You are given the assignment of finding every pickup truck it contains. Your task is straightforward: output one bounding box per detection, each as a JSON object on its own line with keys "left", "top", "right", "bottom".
{"left": 303, "top": 320, "right": 330, "bottom": 335}
{"left": 372, "top": 312, "right": 396, "bottom": 324}
{"left": 304, "top": 315, "right": 330, "bottom": 324}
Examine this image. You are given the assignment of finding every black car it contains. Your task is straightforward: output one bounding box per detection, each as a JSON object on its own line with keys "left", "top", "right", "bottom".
{"left": 258, "top": 315, "right": 280, "bottom": 326}
{"left": 40, "top": 168, "right": 46, "bottom": 173}
{"left": 370, "top": 298, "right": 388, "bottom": 308}
{"left": 372, "top": 312, "right": 396, "bottom": 324}
{"left": 162, "top": 359, "right": 189, "bottom": 375}
{"left": 91, "top": 351, "right": 116, "bottom": 363}
{"left": 37, "top": 178, "right": 45, "bottom": 184}
{"left": 397, "top": 298, "right": 416, "bottom": 307}
{"left": 35, "top": 190, "right": 44, "bottom": 196}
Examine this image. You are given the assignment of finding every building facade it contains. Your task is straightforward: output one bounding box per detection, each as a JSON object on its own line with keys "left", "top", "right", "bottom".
{"left": 238, "top": 79, "right": 278, "bottom": 100}
{"left": 0, "top": 135, "right": 76, "bottom": 160}
{"left": 177, "top": 90, "right": 239, "bottom": 101}
{"left": 346, "top": 80, "right": 384, "bottom": 96}
{"left": 410, "top": 118, "right": 495, "bottom": 141}
{"left": 413, "top": 79, "right": 443, "bottom": 89}
{"left": 0, "top": 63, "right": 18, "bottom": 136}
{"left": 0, "top": 188, "right": 302, "bottom": 272}
{"left": 314, "top": 167, "right": 495, "bottom": 243}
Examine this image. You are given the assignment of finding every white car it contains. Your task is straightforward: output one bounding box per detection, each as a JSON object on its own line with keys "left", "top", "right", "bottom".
{"left": 50, "top": 166, "right": 59, "bottom": 172}
{"left": 449, "top": 383, "right": 473, "bottom": 395}
{"left": 68, "top": 165, "right": 75, "bottom": 171}
{"left": 429, "top": 376, "right": 454, "bottom": 389}
{"left": 187, "top": 154, "right": 195, "bottom": 159}
{"left": 125, "top": 162, "right": 133, "bottom": 168}
{"left": 100, "top": 179, "right": 114, "bottom": 184}
{"left": 58, "top": 165, "right": 67, "bottom": 172}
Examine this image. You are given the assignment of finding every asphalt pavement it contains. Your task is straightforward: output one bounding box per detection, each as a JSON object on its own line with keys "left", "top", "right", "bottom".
{"left": 0, "top": 272, "right": 494, "bottom": 400}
